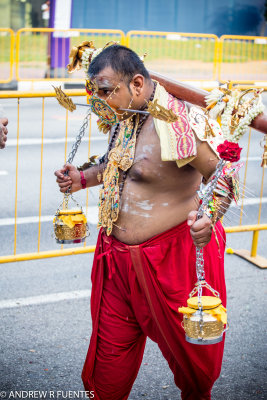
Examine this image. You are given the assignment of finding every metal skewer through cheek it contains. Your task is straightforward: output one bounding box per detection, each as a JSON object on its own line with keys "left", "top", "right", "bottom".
{"left": 75, "top": 103, "right": 150, "bottom": 115}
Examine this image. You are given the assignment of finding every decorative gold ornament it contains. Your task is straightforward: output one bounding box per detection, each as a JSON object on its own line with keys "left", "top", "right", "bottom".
{"left": 98, "top": 115, "right": 139, "bottom": 235}
{"left": 77, "top": 155, "right": 99, "bottom": 171}
{"left": 90, "top": 95, "right": 119, "bottom": 126}
{"left": 54, "top": 194, "right": 89, "bottom": 244}
{"left": 200, "top": 107, "right": 216, "bottom": 138}
{"left": 179, "top": 281, "right": 228, "bottom": 344}
{"left": 140, "top": 53, "right": 147, "bottom": 62}
{"left": 261, "top": 135, "right": 267, "bottom": 168}
{"left": 147, "top": 99, "right": 178, "bottom": 123}
{"left": 68, "top": 40, "right": 119, "bottom": 75}
{"left": 53, "top": 86, "right": 76, "bottom": 112}
{"left": 85, "top": 78, "right": 99, "bottom": 96}
{"left": 97, "top": 171, "right": 102, "bottom": 183}
{"left": 97, "top": 119, "right": 113, "bottom": 134}
{"left": 67, "top": 41, "right": 95, "bottom": 73}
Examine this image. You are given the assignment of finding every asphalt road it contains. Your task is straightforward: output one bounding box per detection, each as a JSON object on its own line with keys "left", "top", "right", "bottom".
{"left": 0, "top": 95, "right": 266, "bottom": 400}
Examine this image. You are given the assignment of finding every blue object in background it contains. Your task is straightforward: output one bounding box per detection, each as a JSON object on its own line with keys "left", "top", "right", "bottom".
{"left": 71, "top": 0, "right": 267, "bottom": 37}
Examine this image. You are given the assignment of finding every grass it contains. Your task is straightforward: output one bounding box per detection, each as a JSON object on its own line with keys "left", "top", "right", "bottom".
{"left": 0, "top": 32, "right": 267, "bottom": 64}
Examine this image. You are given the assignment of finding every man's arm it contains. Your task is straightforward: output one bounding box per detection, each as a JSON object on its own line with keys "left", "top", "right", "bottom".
{"left": 54, "top": 161, "right": 105, "bottom": 193}
{"left": 55, "top": 125, "right": 117, "bottom": 192}
{"left": 187, "top": 136, "right": 232, "bottom": 248}
{"left": 0, "top": 118, "right": 8, "bottom": 149}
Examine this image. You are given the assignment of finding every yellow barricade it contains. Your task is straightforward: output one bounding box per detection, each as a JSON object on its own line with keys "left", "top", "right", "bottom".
{"left": 0, "top": 90, "right": 97, "bottom": 263}
{"left": 126, "top": 30, "right": 219, "bottom": 82}
{"left": 2, "top": 29, "right": 267, "bottom": 87}
{"left": 0, "top": 28, "right": 15, "bottom": 83}
{"left": 218, "top": 35, "right": 267, "bottom": 84}
{"left": 224, "top": 128, "right": 267, "bottom": 268}
{"left": 15, "top": 28, "right": 126, "bottom": 81}
{"left": 0, "top": 92, "right": 266, "bottom": 266}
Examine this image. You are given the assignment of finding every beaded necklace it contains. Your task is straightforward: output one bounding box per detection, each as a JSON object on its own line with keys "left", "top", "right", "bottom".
{"left": 97, "top": 83, "right": 156, "bottom": 235}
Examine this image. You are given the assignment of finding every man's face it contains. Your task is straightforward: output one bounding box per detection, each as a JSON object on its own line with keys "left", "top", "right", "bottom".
{"left": 90, "top": 66, "right": 135, "bottom": 121}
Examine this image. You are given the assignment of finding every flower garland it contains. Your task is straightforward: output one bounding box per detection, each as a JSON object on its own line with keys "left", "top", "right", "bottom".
{"left": 207, "top": 86, "right": 265, "bottom": 147}
{"left": 220, "top": 89, "right": 239, "bottom": 140}
{"left": 233, "top": 95, "right": 264, "bottom": 142}
{"left": 81, "top": 47, "right": 103, "bottom": 77}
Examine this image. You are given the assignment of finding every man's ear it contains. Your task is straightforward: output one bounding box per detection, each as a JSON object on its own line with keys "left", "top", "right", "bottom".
{"left": 130, "top": 74, "right": 145, "bottom": 97}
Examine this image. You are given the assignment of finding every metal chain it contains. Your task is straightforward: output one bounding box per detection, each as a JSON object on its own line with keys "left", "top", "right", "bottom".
{"left": 63, "top": 109, "right": 91, "bottom": 198}
{"left": 67, "top": 109, "right": 91, "bottom": 165}
{"left": 195, "top": 159, "right": 225, "bottom": 303}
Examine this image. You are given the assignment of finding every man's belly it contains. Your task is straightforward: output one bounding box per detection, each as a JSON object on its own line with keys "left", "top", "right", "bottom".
{"left": 111, "top": 181, "right": 199, "bottom": 245}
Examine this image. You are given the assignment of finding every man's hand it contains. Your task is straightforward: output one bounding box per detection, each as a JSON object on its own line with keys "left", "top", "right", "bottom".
{"left": 0, "top": 118, "right": 8, "bottom": 149}
{"left": 187, "top": 211, "right": 212, "bottom": 248}
{"left": 54, "top": 163, "right": 82, "bottom": 193}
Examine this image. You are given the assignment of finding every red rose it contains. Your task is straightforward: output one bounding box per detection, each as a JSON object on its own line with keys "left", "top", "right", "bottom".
{"left": 217, "top": 140, "right": 242, "bottom": 162}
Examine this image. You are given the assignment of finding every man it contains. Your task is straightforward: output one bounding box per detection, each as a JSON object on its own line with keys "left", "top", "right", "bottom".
{"left": 0, "top": 117, "right": 8, "bottom": 149}
{"left": 55, "top": 45, "right": 228, "bottom": 399}
{"left": 41, "top": 1, "right": 50, "bottom": 28}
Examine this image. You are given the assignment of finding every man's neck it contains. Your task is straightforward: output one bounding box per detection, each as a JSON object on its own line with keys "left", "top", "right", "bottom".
{"left": 139, "top": 79, "right": 155, "bottom": 109}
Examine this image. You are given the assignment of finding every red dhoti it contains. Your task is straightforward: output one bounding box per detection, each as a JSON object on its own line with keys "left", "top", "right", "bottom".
{"left": 82, "top": 221, "right": 226, "bottom": 400}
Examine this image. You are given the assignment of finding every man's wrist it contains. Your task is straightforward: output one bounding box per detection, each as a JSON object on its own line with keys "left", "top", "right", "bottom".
{"left": 80, "top": 170, "right": 87, "bottom": 189}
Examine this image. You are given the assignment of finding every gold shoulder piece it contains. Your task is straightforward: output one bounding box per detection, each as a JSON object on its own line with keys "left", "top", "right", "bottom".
{"left": 147, "top": 99, "right": 178, "bottom": 123}
{"left": 67, "top": 41, "right": 95, "bottom": 73}
{"left": 53, "top": 86, "right": 76, "bottom": 112}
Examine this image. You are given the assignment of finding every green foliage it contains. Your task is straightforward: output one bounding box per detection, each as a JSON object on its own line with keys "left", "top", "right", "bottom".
{"left": 0, "top": 33, "right": 267, "bottom": 64}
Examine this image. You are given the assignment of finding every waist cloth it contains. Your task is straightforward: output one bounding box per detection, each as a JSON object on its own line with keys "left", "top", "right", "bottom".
{"left": 82, "top": 220, "right": 226, "bottom": 400}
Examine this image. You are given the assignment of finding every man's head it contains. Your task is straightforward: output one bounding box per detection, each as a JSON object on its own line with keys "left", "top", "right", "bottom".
{"left": 88, "top": 45, "right": 153, "bottom": 119}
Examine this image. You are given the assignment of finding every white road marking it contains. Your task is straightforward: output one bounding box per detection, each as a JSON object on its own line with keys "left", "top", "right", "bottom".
{"left": 0, "top": 289, "right": 91, "bottom": 310}
{"left": 240, "top": 156, "right": 261, "bottom": 161}
{"left": 0, "top": 170, "right": 8, "bottom": 176}
{"left": 0, "top": 215, "right": 53, "bottom": 226}
{"left": 231, "top": 197, "right": 267, "bottom": 207}
{"left": 0, "top": 199, "right": 266, "bottom": 227}
{"left": 7, "top": 136, "right": 107, "bottom": 146}
{"left": 0, "top": 206, "right": 99, "bottom": 226}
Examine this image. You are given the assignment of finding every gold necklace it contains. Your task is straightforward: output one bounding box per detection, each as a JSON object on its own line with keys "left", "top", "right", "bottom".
{"left": 98, "top": 114, "right": 140, "bottom": 235}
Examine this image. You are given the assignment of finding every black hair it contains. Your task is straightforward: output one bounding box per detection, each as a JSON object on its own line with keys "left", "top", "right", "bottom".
{"left": 88, "top": 45, "right": 150, "bottom": 84}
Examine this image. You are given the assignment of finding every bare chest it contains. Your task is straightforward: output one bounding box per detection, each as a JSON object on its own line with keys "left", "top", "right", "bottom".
{"left": 127, "top": 116, "right": 193, "bottom": 186}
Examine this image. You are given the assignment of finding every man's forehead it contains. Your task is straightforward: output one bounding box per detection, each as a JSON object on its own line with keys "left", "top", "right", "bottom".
{"left": 91, "top": 66, "right": 119, "bottom": 86}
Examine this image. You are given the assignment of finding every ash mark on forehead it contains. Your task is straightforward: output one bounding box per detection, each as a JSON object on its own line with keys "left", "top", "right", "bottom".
{"left": 96, "top": 77, "right": 114, "bottom": 88}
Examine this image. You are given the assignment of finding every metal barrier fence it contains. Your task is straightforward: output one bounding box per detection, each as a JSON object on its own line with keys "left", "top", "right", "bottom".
{"left": 15, "top": 28, "right": 125, "bottom": 81}
{"left": 126, "top": 31, "right": 219, "bottom": 82}
{"left": 0, "top": 91, "right": 266, "bottom": 266}
{"left": 218, "top": 35, "right": 267, "bottom": 84}
{"left": 0, "top": 28, "right": 15, "bottom": 83}
{"left": 1, "top": 29, "right": 267, "bottom": 85}
{"left": 224, "top": 128, "right": 267, "bottom": 268}
{"left": 0, "top": 91, "right": 98, "bottom": 263}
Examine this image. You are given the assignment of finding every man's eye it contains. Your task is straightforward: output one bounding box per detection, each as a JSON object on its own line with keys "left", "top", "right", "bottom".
{"left": 100, "top": 89, "right": 110, "bottom": 95}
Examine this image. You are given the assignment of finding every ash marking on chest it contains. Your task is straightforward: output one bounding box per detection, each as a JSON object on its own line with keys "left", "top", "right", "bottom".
{"left": 136, "top": 200, "right": 154, "bottom": 211}
{"left": 162, "top": 203, "right": 168, "bottom": 207}
{"left": 121, "top": 190, "right": 141, "bottom": 213}
{"left": 142, "top": 144, "right": 154, "bottom": 154}
{"left": 129, "top": 209, "right": 152, "bottom": 218}
{"left": 134, "top": 144, "right": 155, "bottom": 163}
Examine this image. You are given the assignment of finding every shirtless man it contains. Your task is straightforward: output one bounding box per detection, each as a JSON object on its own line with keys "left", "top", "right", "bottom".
{"left": 55, "top": 45, "right": 228, "bottom": 400}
